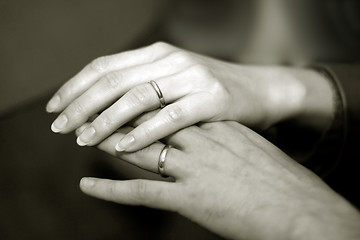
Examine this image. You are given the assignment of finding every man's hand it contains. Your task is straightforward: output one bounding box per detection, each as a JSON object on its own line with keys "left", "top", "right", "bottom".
{"left": 78, "top": 121, "right": 360, "bottom": 240}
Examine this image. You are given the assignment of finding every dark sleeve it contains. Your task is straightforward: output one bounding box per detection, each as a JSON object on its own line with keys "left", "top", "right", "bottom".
{"left": 273, "top": 65, "right": 348, "bottom": 180}
{"left": 325, "top": 63, "right": 360, "bottom": 125}
{"left": 321, "top": 63, "right": 360, "bottom": 208}
{"left": 271, "top": 63, "right": 360, "bottom": 207}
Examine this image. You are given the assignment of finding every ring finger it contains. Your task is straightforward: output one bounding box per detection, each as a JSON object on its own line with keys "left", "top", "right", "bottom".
{"left": 75, "top": 69, "right": 196, "bottom": 146}
{"left": 97, "top": 130, "right": 187, "bottom": 179}
{"left": 50, "top": 52, "right": 192, "bottom": 134}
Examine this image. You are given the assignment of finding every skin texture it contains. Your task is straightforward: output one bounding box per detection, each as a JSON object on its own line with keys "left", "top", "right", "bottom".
{"left": 47, "top": 42, "right": 334, "bottom": 152}
{"left": 78, "top": 121, "right": 360, "bottom": 240}
{"left": 47, "top": 42, "right": 345, "bottom": 238}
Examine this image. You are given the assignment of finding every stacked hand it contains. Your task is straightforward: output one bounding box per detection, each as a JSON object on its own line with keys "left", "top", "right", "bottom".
{"left": 47, "top": 42, "right": 358, "bottom": 239}
{"left": 47, "top": 42, "right": 332, "bottom": 152}
{"left": 77, "top": 120, "right": 360, "bottom": 240}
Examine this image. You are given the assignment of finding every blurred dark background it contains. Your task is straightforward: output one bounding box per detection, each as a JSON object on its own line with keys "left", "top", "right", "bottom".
{"left": 1, "top": 0, "right": 359, "bottom": 239}
{"left": 0, "top": 1, "right": 225, "bottom": 239}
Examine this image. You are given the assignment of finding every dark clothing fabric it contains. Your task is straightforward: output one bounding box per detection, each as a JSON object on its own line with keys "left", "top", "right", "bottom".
{"left": 1, "top": 1, "right": 359, "bottom": 239}
{"left": 285, "top": 0, "right": 360, "bottom": 207}
{"left": 324, "top": 63, "right": 360, "bottom": 208}
{"left": 273, "top": 63, "right": 360, "bottom": 207}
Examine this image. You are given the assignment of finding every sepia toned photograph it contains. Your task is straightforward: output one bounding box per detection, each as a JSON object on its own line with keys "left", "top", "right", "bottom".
{"left": 1, "top": 1, "right": 359, "bottom": 239}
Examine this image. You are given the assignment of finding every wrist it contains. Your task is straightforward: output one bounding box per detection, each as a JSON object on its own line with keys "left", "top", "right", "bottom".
{"left": 233, "top": 65, "right": 308, "bottom": 129}
{"left": 230, "top": 65, "right": 336, "bottom": 131}
{"left": 260, "top": 66, "right": 336, "bottom": 132}
{"left": 285, "top": 67, "right": 336, "bottom": 132}
{"left": 246, "top": 66, "right": 308, "bottom": 129}
{"left": 290, "top": 197, "right": 360, "bottom": 240}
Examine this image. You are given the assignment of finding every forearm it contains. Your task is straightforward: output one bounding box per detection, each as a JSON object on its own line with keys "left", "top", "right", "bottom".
{"left": 291, "top": 195, "right": 360, "bottom": 240}
{"left": 286, "top": 67, "right": 335, "bottom": 132}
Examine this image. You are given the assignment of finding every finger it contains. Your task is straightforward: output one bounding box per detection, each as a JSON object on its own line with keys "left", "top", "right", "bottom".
{"left": 80, "top": 178, "right": 180, "bottom": 211}
{"left": 74, "top": 114, "right": 98, "bottom": 136}
{"left": 162, "top": 125, "right": 204, "bottom": 151}
{"left": 75, "top": 122, "right": 91, "bottom": 137}
{"left": 78, "top": 49, "right": 197, "bottom": 114}
{"left": 51, "top": 51, "right": 195, "bottom": 134}
{"left": 108, "top": 110, "right": 195, "bottom": 151}
{"left": 127, "top": 110, "right": 189, "bottom": 150}
{"left": 128, "top": 110, "right": 159, "bottom": 127}
{"left": 46, "top": 42, "right": 176, "bottom": 113}
{"left": 73, "top": 83, "right": 161, "bottom": 145}
{"left": 115, "top": 93, "right": 215, "bottom": 152}
{"left": 97, "top": 131, "right": 187, "bottom": 178}
{"left": 74, "top": 69, "right": 193, "bottom": 146}
{"left": 88, "top": 114, "right": 99, "bottom": 122}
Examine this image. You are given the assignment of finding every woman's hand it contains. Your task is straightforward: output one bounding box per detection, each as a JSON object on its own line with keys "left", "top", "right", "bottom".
{"left": 47, "top": 42, "right": 334, "bottom": 152}
{"left": 78, "top": 121, "right": 360, "bottom": 240}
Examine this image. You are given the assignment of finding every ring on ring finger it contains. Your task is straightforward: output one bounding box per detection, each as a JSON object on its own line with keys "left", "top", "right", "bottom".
{"left": 158, "top": 145, "right": 172, "bottom": 177}
{"left": 149, "top": 80, "right": 166, "bottom": 108}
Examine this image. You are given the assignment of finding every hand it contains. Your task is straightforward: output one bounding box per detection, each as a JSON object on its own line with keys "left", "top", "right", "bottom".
{"left": 78, "top": 120, "right": 360, "bottom": 240}
{"left": 47, "top": 42, "right": 334, "bottom": 152}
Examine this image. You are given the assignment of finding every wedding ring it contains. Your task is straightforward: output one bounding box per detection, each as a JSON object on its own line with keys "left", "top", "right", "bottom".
{"left": 158, "top": 145, "right": 172, "bottom": 177}
{"left": 149, "top": 80, "right": 166, "bottom": 108}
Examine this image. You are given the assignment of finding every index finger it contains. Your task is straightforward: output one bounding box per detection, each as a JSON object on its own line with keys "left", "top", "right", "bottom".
{"left": 115, "top": 93, "right": 215, "bottom": 152}
{"left": 46, "top": 42, "right": 176, "bottom": 113}
{"left": 80, "top": 178, "right": 181, "bottom": 211}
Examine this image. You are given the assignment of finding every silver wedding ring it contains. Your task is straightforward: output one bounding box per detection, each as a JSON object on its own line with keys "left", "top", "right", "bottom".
{"left": 149, "top": 80, "right": 166, "bottom": 108}
{"left": 158, "top": 145, "right": 172, "bottom": 177}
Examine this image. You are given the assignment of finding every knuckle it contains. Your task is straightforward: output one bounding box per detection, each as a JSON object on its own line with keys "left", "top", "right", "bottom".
{"left": 70, "top": 100, "right": 85, "bottom": 114}
{"left": 102, "top": 71, "right": 122, "bottom": 89}
{"left": 130, "top": 144, "right": 160, "bottom": 168}
{"left": 98, "top": 112, "right": 114, "bottom": 128}
{"left": 131, "top": 147, "right": 148, "bottom": 161}
{"left": 190, "top": 64, "right": 214, "bottom": 79}
{"left": 90, "top": 56, "right": 110, "bottom": 73}
{"left": 132, "top": 143, "right": 157, "bottom": 159}
{"left": 142, "top": 124, "right": 154, "bottom": 139}
{"left": 151, "top": 41, "right": 173, "bottom": 51}
{"left": 168, "top": 51, "right": 193, "bottom": 65}
{"left": 128, "top": 85, "right": 151, "bottom": 106}
{"left": 209, "top": 83, "right": 230, "bottom": 106}
{"left": 165, "top": 105, "right": 184, "bottom": 124}
{"left": 106, "top": 181, "right": 117, "bottom": 197}
{"left": 57, "top": 84, "right": 71, "bottom": 99}
{"left": 131, "top": 180, "right": 148, "bottom": 203}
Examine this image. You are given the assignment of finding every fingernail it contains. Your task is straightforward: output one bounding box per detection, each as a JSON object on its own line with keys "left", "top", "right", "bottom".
{"left": 77, "top": 126, "right": 96, "bottom": 146}
{"left": 46, "top": 95, "right": 60, "bottom": 113}
{"left": 75, "top": 123, "right": 88, "bottom": 136}
{"left": 51, "top": 115, "right": 68, "bottom": 133}
{"left": 116, "top": 135, "right": 135, "bottom": 152}
{"left": 81, "top": 177, "right": 95, "bottom": 188}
